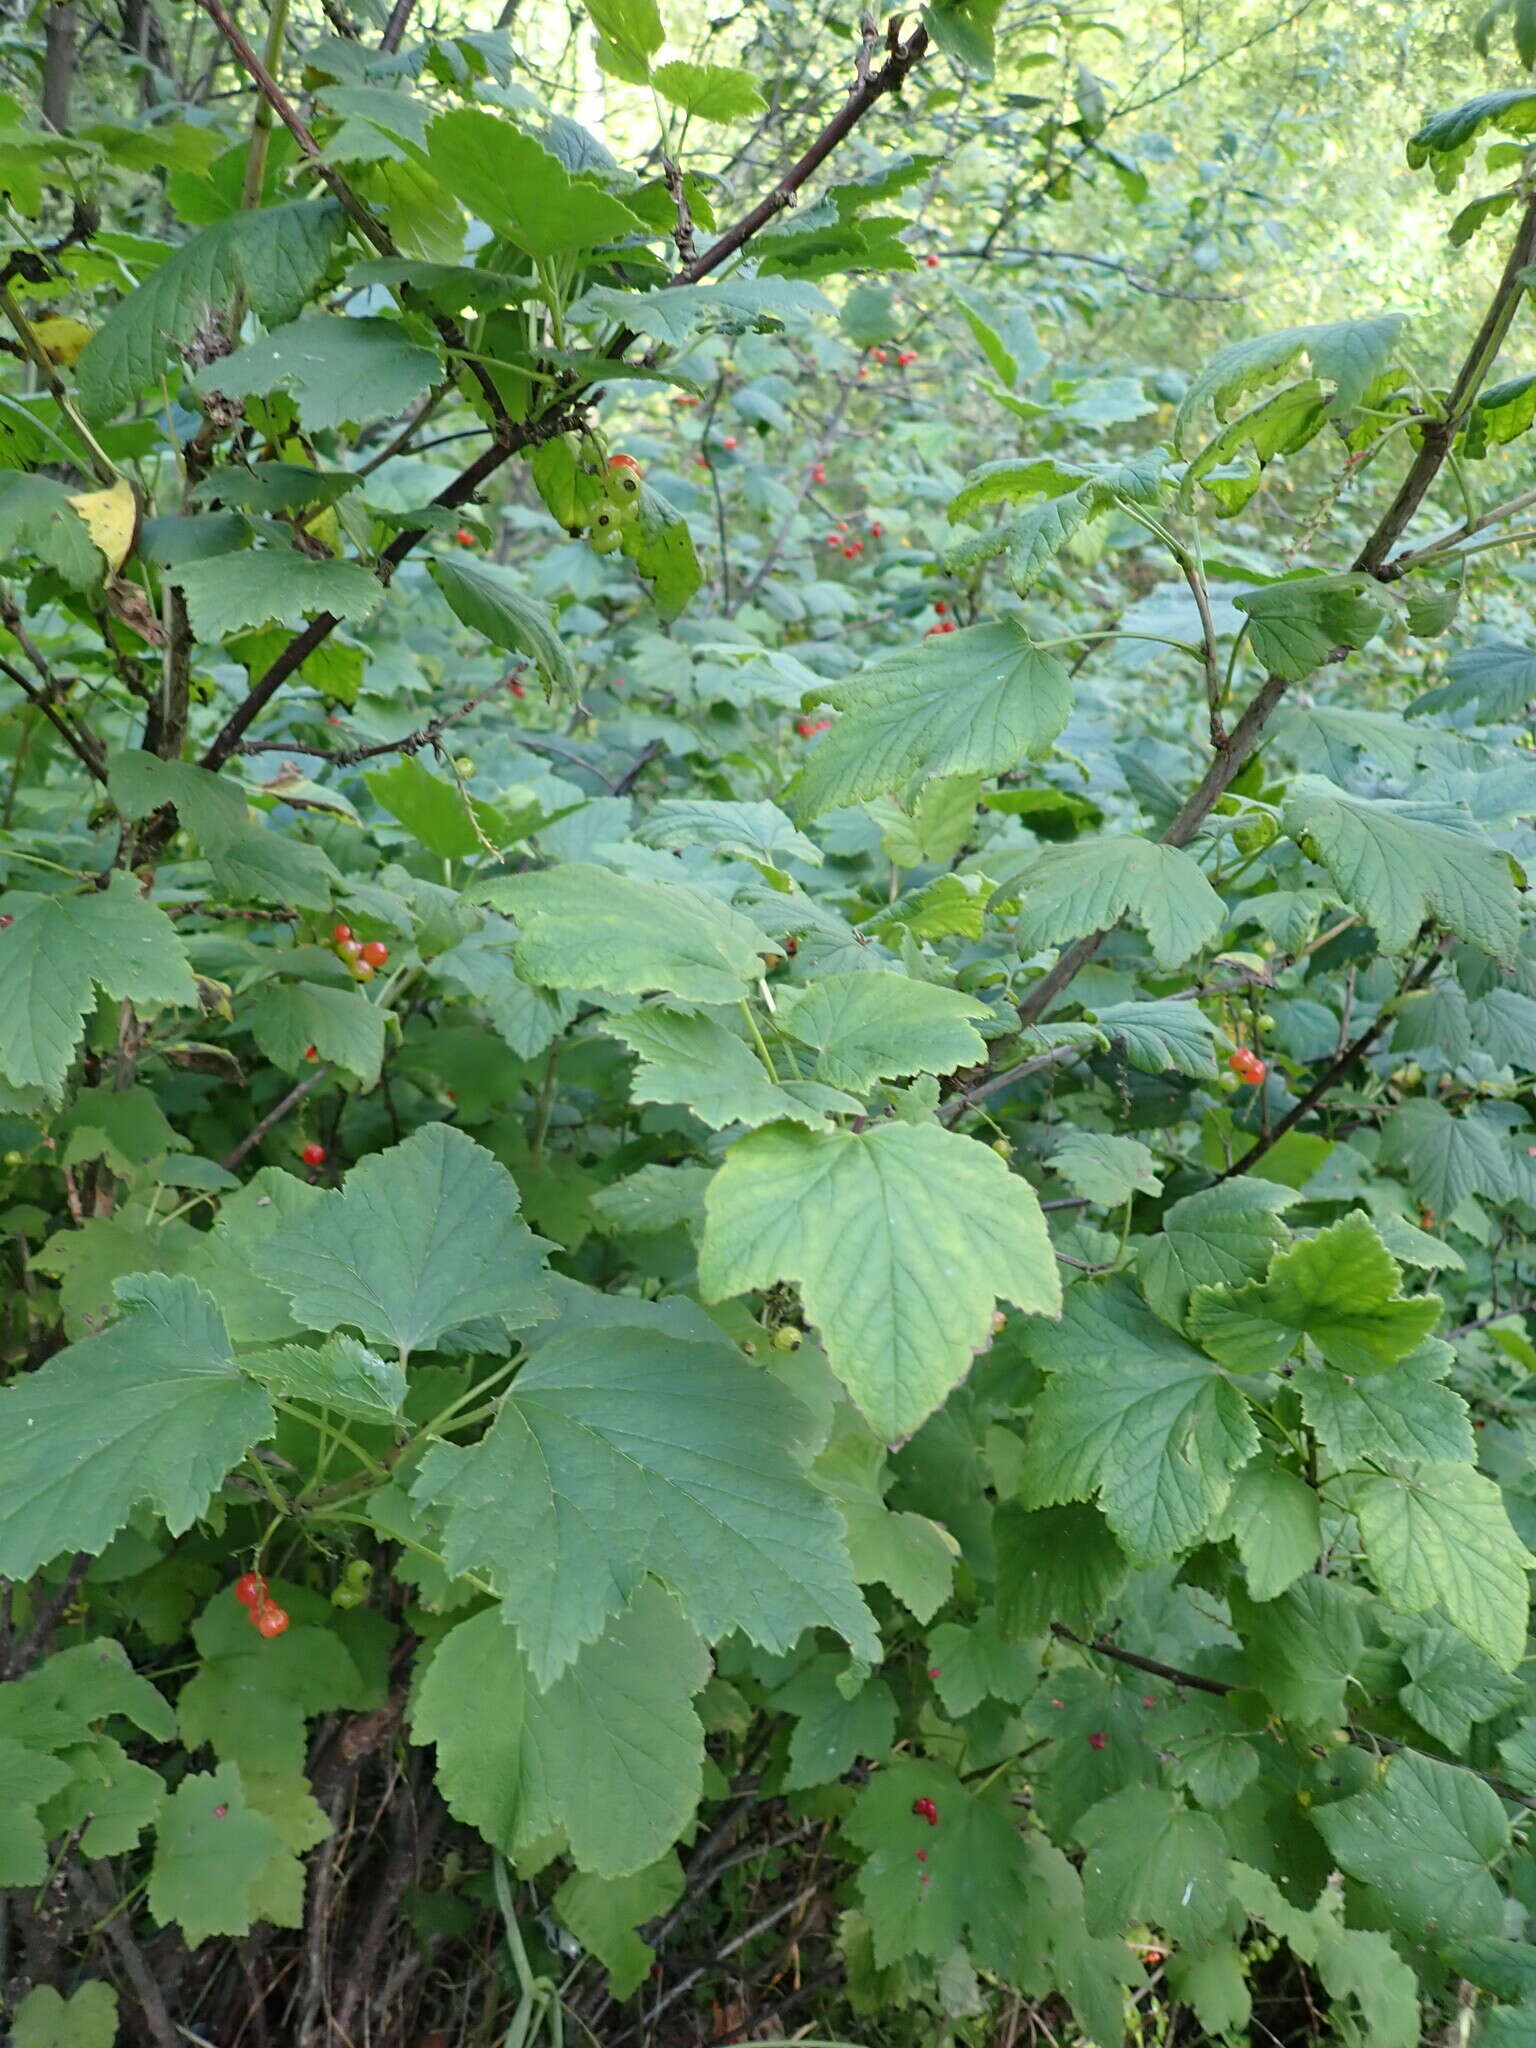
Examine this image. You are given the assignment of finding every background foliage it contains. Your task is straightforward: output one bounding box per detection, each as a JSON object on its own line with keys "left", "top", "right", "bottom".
{"left": 9, "top": 0, "right": 1536, "bottom": 2043}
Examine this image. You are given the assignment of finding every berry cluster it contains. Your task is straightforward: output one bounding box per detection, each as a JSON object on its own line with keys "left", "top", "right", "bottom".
{"left": 911, "top": 1796, "right": 940, "bottom": 1826}
{"left": 587, "top": 453, "right": 644, "bottom": 555}
{"left": 822, "top": 517, "right": 882, "bottom": 560}
{"left": 234, "top": 1573, "right": 289, "bottom": 1639}
{"left": 795, "top": 717, "right": 832, "bottom": 738}
{"left": 924, "top": 599, "right": 957, "bottom": 637}
{"left": 330, "top": 922, "right": 388, "bottom": 983}
{"left": 1228, "top": 1047, "right": 1268, "bottom": 1084}
{"left": 860, "top": 347, "right": 920, "bottom": 373}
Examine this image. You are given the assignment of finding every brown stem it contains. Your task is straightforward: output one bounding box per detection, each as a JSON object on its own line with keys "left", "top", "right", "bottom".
{"left": 220, "top": 1065, "right": 333, "bottom": 1171}
{"left": 193, "top": 0, "right": 510, "bottom": 430}
{"left": 960, "top": 193, "right": 1536, "bottom": 1069}
{"left": 1053, "top": 1623, "right": 1536, "bottom": 1812}
{"left": 69, "top": 1865, "right": 180, "bottom": 2048}
{"left": 1358, "top": 188, "right": 1536, "bottom": 577}
{"left": 377, "top": 0, "right": 415, "bottom": 52}
{"left": 674, "top": 21, "right": 929, "bottom": 287}
{"left": 3, "top": 1553, "right": 89, "bottom": 1678}
{"left": 229, "top": 680, "right": 510, "bottom": 766}
{"left": 200, "top": 437, "right": 522, "bottom": 771}
{"left": 0, "top": 654, "right": 107, "bottom": 781}
{"left": 41, "top": 1, "right": 77, "bottom": 129}
{"left": 196, "top": 9, "right": 932, "bottom": 777}
{"left": 1217, "top": 945, "right": 1443, "bottom": 1181}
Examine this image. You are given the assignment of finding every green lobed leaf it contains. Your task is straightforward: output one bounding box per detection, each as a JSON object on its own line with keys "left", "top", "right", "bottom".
{"left": 1076, "top": 1785, "right": 1231, "bottom": 1948}
{"left": 194, "top": 314, "right": 440, "bottom": 430}
{"left": 412, "top": 1316, "right": 878, "bottom": 1686}
{"left": 11, "top": 1982, "right": 120, "bottom": 2048}
{"left": 1314, "top": 1751, "right": 1509, "bottom": 1944}
{"left": 775, "top": 971, "right": 992, "bottom": 1093}
{"left": 410, "top": 1585, "right": 708, "bottom": 1876}
{"left": 0, "top": 875, "right": 197, "bottom": 1098}
{"left": 1138, "top": 1178, "right": 1298, "bottom": 1328}
{"left": 425, "top": 109, "right": 650, "bottom": 255}
{"left": 147, "top": 1763, "right": 290, "bottom": 1947}
{"left": 76, "top": 201, "right": 347, "bottom": 418}
{"left": 1175, "top": 314, "right": 1406, "bottom": 447}
{"left": 1351, "top": 1462, "right": 1531, "bottom": 1669}
{"left": 430, "top": 553, "right": 575, "bottom": 695}
{"left": 601, "top": 1007, "right": 856, "bottom": 1130}
{"left": 1189, "top": 1212, "right": 1441, "bottom": 1375}
{"left": 993, "top": 1502, "right": 1129, "bottom": 1638}
{"left": 1285, "top": 775, "right": 1521, "bottom": 958}
{"left": 787, "top": 623, "right": 1074, "bottom": 821}
{"left": 252, "top": 1123, "right": 553, "bottom": 1361}
{"left": 700, "top": 1119, "right": 1061, "bottom": 1440}
{"left": 477, "top": 865, "right": 770, "bottom": 1004}
{"left": 0, "top": 1275, "right": 273, "bottom": 1580}
{"left": 1022, "top": 1278, "right": 1259, "bottom": 1563}
{"left": 1007, "top": 836, "right": 1226, "bottom": 971}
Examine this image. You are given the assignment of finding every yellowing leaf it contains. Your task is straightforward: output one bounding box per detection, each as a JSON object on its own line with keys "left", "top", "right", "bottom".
{"left": 65, "top": 476, "right": 138, "bottom": 572}
{"left": 31, "top": 314, "right": 94, "bottom": 367}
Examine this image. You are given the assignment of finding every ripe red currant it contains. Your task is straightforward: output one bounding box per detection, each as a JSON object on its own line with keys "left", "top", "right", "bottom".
{"left": 358, "top": 940, "right": 389, "bottom": 969}
{"left": 912, "top": 1796, "right": 939, "bottom": 1825}
{"left": 254, "top": 1603, "right": 290, "bottom": 1639}
{"left": 235, "top": 1572, "right": 267, "bottom": 1608}
{"left": 332, "top": 923, "right": 352, "bottom": 944}
{"left": 301, "top": 1143, "right": 326, "bottom": 1168}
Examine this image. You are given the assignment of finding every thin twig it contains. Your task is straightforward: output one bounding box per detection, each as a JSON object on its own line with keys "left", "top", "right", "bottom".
{"left": 230, "top": 682, "right": 509, "bottom": 766}
{"left": 0, "top": 654, "right": 108, "bottom": 781}
{"left": 220, "top": 1065, "right": 333, "bottom": 1171}
{"left": 3, "top": 1553, "right": 89, "bottom": 1678}
{"left": 69, "top": 1865, "right": 180, "bottom": 2048}
{"left": 1218, "top": 946, "right": 1443, "bottom": 1181}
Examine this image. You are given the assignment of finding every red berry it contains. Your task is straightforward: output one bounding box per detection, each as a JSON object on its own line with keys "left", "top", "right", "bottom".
{"left": 608, "top": 452, "right": 642, "bottom": 470}
{"left": 912, "top": 1796, "right": 939, "bottom": 1825}
{"left": 873, "top": 349, "right": 887, "bottom": 364}
{"left": 1142, "top": 1695, "right": 1158, "bottom": 1708}
{"left": 915, "top": 1849, "right": 928, "bottom": 1861}
{"left": 722, "top": 436, "right": 737, "bottom": 450}
{"left": 695, "top": 454, "right": 708, "bottom": 468}
{"left": 784, "top": 936, "right": 798, "bottom": 956}
{"left": 0, "top": 915, "right": 12, "bottom": 929}
{"left": 235, "top": 1573, "right": 266, "bottom": 1608}
{"left": 455, "top": 527, "right": 474, "bottom": 546}
{"left": 508, "top": 680, "right": 525, "bottom": 698}
{"left": 332, "top": 924, "right": 352, "bottom": 944}
{"left": 304, "top": 1045, "right": 318, "bottom": 1061}
{"left": 327, "top": 715, "right": 342, "bottom": 726}
{"left": 942, "top": 619, "right": 956, "bottom": 632}
{"left": 898, "top": 350, "right": 917, "bottom": 366}
{"left": 301, "top": 1143, "right": 326, "bottom": 1168}
{"left": 870, "top": 522, "right": 883, "bottom": 537}
{"left": 1245, "top": 1056, "right": 1267, "bottom": 1082}
{"left": 1227, "top": 1050, "right": 1252, "bottom": 1076}
{"left": 812, "top": 465, "right": 826, "bottom": 483}
{"left": 927, "top": 1666, "right": 941, "bottom": 1679}
{"left": 255, "top": 1603, "right": 289, "bottom": 1639}
{"left": 924, "top": 253, "right": 940, "bottom": 268}
{"left": 358, "top": 940, "right": 389, "bottom": 968}
{"left": 1088, "top": 1731, "right": 1107, "bottom": 1751}
{"left": 795, "top": 717, "right": 832, "bottom": 738}
{"left": 842, "top": 545, "right": 857, "bottom": 558}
